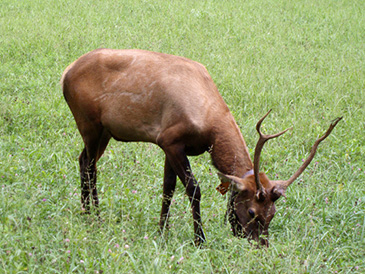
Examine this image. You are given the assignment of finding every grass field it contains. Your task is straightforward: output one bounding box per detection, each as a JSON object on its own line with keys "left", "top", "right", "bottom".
{"left": 1, "top": 0, "right": 364, "bottom": 273}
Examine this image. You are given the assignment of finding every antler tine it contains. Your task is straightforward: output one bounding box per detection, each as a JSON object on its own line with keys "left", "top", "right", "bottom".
{"left": 254, "top": 110, "right": 292, "bottom": 196}
{"left": 273, "top": 117, "right": 343, "bottom": 197}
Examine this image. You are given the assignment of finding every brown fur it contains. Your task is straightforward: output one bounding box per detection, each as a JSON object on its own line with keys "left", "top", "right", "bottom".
{"left": 61, "top": 49, "right": 340, "bottom": 246}
{"left": 62, "top": 49, "right": 256, "bottom": 245}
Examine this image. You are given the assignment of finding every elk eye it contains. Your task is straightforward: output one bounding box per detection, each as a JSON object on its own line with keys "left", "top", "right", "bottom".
{"left": 248, "top": 208, "right": 255, "bottom": 218}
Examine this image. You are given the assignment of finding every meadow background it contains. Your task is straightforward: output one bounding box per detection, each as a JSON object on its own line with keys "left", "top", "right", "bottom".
{"left": 1, "top": 0, "right": 364, "bottom": 273}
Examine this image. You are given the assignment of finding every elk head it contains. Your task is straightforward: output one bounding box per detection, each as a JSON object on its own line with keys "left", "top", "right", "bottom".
{"left": 217, "top": 110, "right": 342, "bottom": 246}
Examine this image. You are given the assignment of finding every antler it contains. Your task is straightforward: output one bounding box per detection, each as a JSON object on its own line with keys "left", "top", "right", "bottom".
{"left": 272, "top": 117, "right": 343, "bottom": 197}
{"left": 254, "top": 110, "right": 291, "bottom": 198}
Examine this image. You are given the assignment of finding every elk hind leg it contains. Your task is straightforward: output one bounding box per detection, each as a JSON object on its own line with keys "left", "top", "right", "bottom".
{"left": 79, "top": 128, "right": 111, "bottom": 213}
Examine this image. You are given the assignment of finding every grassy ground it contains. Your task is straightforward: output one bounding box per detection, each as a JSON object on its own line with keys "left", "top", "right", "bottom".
{"left": 1, "top": 0, "right": 364, "bottom": 273}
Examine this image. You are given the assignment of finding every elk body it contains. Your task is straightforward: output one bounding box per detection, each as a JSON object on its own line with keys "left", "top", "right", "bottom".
{"left": 61, "top": 48, "right": 341, "bottom": 246}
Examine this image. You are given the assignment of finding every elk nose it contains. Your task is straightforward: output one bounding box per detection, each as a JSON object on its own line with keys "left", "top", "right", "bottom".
{"left": 260, "top": 237, "right": 269, "bottom": 247}
{"left": 248, "top": 208, "right": 255, "bottom": 218}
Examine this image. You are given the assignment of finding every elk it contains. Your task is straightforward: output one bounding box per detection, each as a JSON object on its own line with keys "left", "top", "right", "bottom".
{"left": 61, "top": 48, "right": 341, "bottom": 246}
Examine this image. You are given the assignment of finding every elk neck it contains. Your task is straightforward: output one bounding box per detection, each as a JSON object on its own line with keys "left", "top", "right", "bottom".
{"left": 209, "top": 115, "right": 254, "bottom": 177}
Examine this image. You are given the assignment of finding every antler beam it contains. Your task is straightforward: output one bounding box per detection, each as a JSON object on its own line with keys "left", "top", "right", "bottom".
{"left": 272, "top": 116, "right": 343, "bottom": 197}
{"left": 254, "top": 110, "right": 292, "bottom": 197}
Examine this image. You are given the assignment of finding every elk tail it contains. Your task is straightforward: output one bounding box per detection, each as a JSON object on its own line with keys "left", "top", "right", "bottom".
{"left": 60, "top": 60, "right": 77, "bottom": 87}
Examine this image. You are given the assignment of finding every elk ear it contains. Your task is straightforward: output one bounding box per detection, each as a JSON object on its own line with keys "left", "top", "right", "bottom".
{"left": 270, "top": 186, "right": 285, "bottom": 202}
{"left": 216, "top": 172, "right": 247, "bottom": 195}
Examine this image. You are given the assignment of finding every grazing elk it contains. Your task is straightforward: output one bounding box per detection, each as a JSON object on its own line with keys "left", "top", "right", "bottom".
{"left": 61, "top": 49, "right": 341, "bottom": 246}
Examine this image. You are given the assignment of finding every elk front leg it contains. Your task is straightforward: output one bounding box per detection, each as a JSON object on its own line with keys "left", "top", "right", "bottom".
{"left": 159, "top": 157, "right": 177, "bottom": 231}
{"left": 162, "top": 144, "right": 206, "bottom": 245}
{"left": 185, "top": 172, "right": 205, "bottom": 245}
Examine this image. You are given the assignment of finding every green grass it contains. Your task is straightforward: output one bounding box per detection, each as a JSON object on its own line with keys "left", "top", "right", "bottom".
{"left": 1, "top": 0, "right": 364, "bottom": 273}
